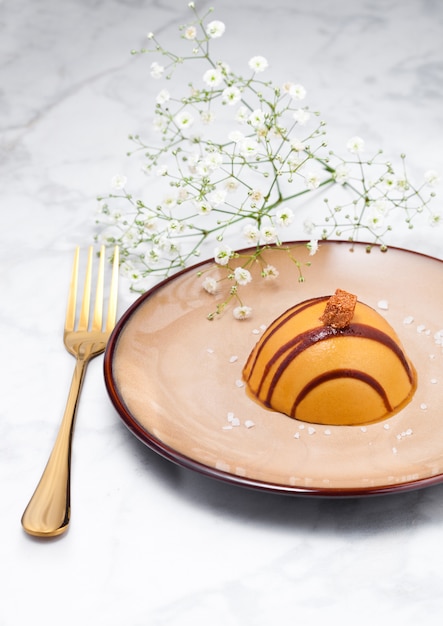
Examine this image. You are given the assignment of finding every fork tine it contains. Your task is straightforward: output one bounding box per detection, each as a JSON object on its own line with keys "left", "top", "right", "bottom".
{"left": 78, "top": 246, "right": 93, "bottom": 331}
{"left": 92, "top": 245, "right": 105, "bottom": 332}
{"left": 65, "top": 247, "right": 79, "bottom": 333}
{"left": 106, "top": 246, "right": 119, "bottom": 333}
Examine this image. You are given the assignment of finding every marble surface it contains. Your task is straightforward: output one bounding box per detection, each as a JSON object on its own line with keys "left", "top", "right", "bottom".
{"left": 1, "top": 0, "right": 443, "bottom": 624}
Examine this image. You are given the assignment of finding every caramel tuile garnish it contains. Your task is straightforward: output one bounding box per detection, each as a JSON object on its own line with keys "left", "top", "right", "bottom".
{"left": 319, "top": 289, "right": 357, "bottom": 329}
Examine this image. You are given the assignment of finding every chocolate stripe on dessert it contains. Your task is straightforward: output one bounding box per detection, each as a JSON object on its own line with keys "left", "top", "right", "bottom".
{"left": 252, "top": 326, "right": 331, "bottom": 398}
{"left": 243, "top": 296, "right": 328, "bottom": 376}
{"left": 288, "top": 369, "right": 392, "bottom": 418}
{"left": 257, "top": 323, "right": 414, "bottom": 407}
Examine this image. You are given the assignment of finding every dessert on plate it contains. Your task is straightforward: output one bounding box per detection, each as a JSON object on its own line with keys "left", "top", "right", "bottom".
{"left": 242, "top": 289, "right": 417, "bottom": 426}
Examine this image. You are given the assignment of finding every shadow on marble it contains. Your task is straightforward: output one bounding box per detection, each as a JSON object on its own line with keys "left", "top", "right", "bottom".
{"left": 116, "top": 421, "right": 443, "bottom": 534}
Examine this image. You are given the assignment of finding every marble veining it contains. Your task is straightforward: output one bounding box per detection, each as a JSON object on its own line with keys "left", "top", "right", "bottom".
{"left": 1, "top": 0, "right": 443, "bottom": 624}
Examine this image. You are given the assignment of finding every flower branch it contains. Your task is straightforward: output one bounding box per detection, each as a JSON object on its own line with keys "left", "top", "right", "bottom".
{"left": 95, "top": 2, "right": 440, "bottom": 318}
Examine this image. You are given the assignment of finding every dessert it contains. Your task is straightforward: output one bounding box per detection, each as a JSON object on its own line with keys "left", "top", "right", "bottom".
{"left": 242, "top": 289, "right": 417, "bottom": 426}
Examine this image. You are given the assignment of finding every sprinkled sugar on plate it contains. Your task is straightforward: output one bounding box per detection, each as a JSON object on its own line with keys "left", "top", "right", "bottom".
{"left": 104, "top": 241, "right": 443, "bottom": 496}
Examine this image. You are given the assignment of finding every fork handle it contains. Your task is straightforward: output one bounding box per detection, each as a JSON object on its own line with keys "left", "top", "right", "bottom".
{"left": 21, "top": 357, "right": 88, "bottom": 537}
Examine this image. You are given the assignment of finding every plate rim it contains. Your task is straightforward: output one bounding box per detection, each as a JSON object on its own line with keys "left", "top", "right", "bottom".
{"left": 104, "top": 240, "right": 443, "bottom": 497}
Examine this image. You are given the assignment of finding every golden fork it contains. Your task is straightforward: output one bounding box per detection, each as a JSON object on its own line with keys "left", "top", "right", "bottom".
{"left": 21, "top": 245, "right": 119, "bottom": 538}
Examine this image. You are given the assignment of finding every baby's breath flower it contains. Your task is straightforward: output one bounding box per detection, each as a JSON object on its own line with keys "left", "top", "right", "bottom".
{"left": 174, "top": 110, "right": 194, "bottom": 129}
{"left": 249, "top": 189, "right": 264, "bottom": 205}
{"left": 144, "top": 217, "right": 159, "bottom": 232}
{"left": 305, "top": 172, "right": 321, "bottom": 190}
{"left": 346, "top": 136, "right": 365, "bottom": 154}
{"left": 290, "top": 138, "right": 306, "bottom": 152}
{"left": 307, "top": 239, "right": 319, "bottom": 256}
{"left": 97, "top": 6, "right": 439, "bottom": 320}
{"left": 184, "top": 25, "right": 197, "bottom": 40}
{"left": 365, "top": 211, "right": 386, "bottom": 232}
{"left": 249, "top": 109, "right": 266, "bottom": 128}
{"left": 429, "top": 213, "right": 442, "bottom": 226}
{"left": 121, "top": 226, "right": 139, "bottom": 248}
{"left": 233, "top": 267, "right": 252, "bottom": 285}
{"left": 208, "top": 188, "right": 227, "bottom": 206}
{"left": 157, "top": 235, "right": 179, "bottom": 254}
{"left": 235, "top": 108, "right": 248, "bottom": 125}
{"left": 395, "top": 177, "right": 409, "bottom": 191}
{"left": 425, "top": 170, "right": 440, "bottom": 186}
{"left": 200, "top": 110, "right": 215, "bottom": 125}
{"left": 152, "top": 117, "right": 166, "bottom": 133}
{"left": 156, "top": 164, "right": 168, "bottom": 176}
{"left": 243, "top": 223, "right": 260, "bottom": 243}
{"left": 233, "top": 305, "right": 252, "bottom": 320}
{"left": 111, "top": 174, "right": 127, "bottom": 189}
{"left": 240, "top": 137, "right": 260, "bottom": 158}
{"left": 333, "top": 164, "right": 350, "bottom": 183}
{"left": 275, "top": 206, "right": 294, "bottom": 226}
{"left": 196, "top": 160, "right": 211, "bottom": 177}
{"left": 163, "top": 194, "right": 177, "bottom": 209}
{"left": 372, "top": 199, "right": 388, "bottom": 214}
{"left": 204, "top": 151, "right": 223, "bottom": 170}
{"left": 203, "top": 68, "right": 223, "bottom": 87}
{"left": 288, "top": 83, "right": 307, "bottom": 100}
{"left": 381, "top": 174, "right": 396, "bottom": 189}
{"left": 222, "top": 86, "right": 242, "bottom": 105}
{"left": 248, "top": 55, "right": 269, "bottom": 73}
{"left": 167, "top": 218, "right": 183, "bottom": 232}
{"left": 122, "top": 261, "right": 144, "bottom": 282}
{"left": 287, "top": 155, "right": 302, "bottom": 172}
{"left": 150, "top": 61, "right": 164, "bottom": 79}
{"left": 206, "top": 20, "right": 226, "bottom": 38}
{"left": 217, "top": 61, "right": 230, "bottom": 74}
{"left": 214, "top": 244, "right": 233, "bottom": 265}
{"left": 293, "top": 109, "right": 310, "bottom": 125}
{"left": 178, "top": 187, "right": 189, "bottom": 200}
{"left": 225, "top": 178, "right": 239, "bottom": 192}
{"left": 228, "top": 130, "right": 244, "bottom": 143}
{"left": 156, "top": 89, "right": 170, "bottom": 104}
{"left": 304, "top": 219, "right": 315, "bottom": 234}
{"left": 195, "top": 200, "right": 213, "bottom": 214}
{"left": 260, "top": 225, "right": 278, "bottom": 244}
{"left": 202, "top": 276, "right": 218, "bottom": 294}
{"left": 146, "top": 247, "right": 161, "bottom": 263}
{"left": 262, "top": 264, "right": 279, "bottom": 279}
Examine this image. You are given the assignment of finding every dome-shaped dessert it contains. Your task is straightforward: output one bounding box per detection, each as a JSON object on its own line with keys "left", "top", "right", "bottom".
{"left": 242, "top": 289, "right": 417, "bottom": 426}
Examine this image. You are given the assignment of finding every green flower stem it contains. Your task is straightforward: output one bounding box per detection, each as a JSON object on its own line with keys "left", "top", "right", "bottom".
{"left": 96, "top": 3, "right": 439, "bottom": 314}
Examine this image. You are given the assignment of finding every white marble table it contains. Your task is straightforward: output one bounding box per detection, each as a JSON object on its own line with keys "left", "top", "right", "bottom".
{"left": 2, "top": 1, "right": 443, "bottom": 624}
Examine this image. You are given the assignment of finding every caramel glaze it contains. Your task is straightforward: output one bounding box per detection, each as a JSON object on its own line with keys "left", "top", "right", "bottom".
{"left": 243, "top": 296, "right": 416, "bottom": 421}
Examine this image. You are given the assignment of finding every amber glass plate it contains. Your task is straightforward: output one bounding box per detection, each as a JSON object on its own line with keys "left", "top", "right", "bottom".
{"left": 104, "top": 241, "right": 443, "bottom": 496}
